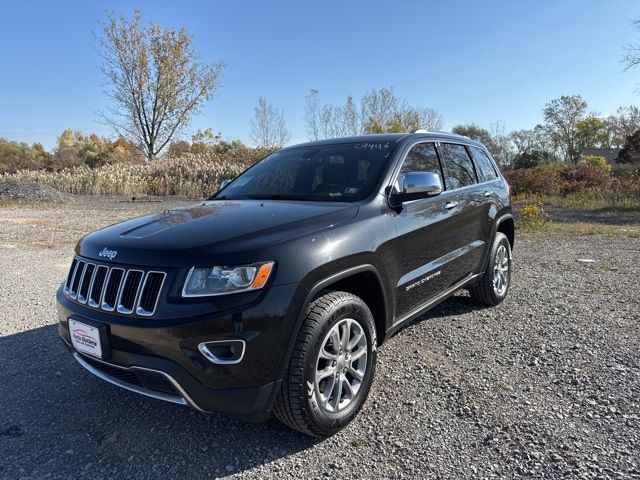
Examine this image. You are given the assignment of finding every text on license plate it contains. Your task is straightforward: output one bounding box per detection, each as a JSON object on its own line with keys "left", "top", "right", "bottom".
{"left": 69, "top": 319, "right": 102, "bottom": 358}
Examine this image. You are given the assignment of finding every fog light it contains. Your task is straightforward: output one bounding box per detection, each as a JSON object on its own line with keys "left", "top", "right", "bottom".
{"left": 198, "top": 340, "right": 245, "bottom": 365}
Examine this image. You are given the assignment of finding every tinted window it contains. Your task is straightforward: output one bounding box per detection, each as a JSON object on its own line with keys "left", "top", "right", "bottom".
{"left": 469, "top": 146, "right": 498, "bottom": 182}
{"left": 439, "top": 143, "right": 477, "bottom": 189}
{"left": 215, "top": 142, "right": 395, "bottom": 202}
{"left": 399, "top": 142, "right": 443, "bottom": 185}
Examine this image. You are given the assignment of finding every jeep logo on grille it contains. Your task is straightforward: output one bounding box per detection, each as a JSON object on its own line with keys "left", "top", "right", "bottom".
{"left": 98, "top": 247, "right": 118, "bottom": 260}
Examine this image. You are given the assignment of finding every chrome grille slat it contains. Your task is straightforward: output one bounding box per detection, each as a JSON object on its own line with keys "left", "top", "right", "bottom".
{"left": 101, "top": 268, "right": 125, "bottom": 311}
{"left": 64, "top": 258, "right": 78, "bottom": 294}
{"left": 88, "top": 265, "right": 108, "bottom": 308}
{"left": 117, "top": 270, "right": 144, "bottom": 314}
{"left": 63, "top": 257, "right": 165, "bottom": 317}
{"left": 78, "top": 263, "right": 96, "bottom": 304}
{"left": 69, "top": 261, "right": 86, "bottom": 299}
{"left": 136, "top": 271, "right": 166, "bottom": 317}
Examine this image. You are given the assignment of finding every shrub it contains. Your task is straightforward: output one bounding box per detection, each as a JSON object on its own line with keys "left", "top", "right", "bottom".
{"left": 502, "top": 168, "right": 525, "bottom": 194}
{"left": 516, "top": 163, "right": 566, "bottom": 196}
{"left": 504, "top": 162, "right": 621, "bottom": 198}
{"left": 518, "top": 203, "right": 550, "bottom": 230}
{"left": 611, "top": 164, "right": 640, "bottom": 200}
{"left": 579, "top": 155, "right": 611, "bottom": 173}
{"left": 561, "top": 165, "right": 612, "bottom": 195}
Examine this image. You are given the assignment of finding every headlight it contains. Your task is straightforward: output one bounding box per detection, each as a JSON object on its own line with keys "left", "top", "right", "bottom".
{"left": 182, "top": 262, "right": 274, "bottom": 297}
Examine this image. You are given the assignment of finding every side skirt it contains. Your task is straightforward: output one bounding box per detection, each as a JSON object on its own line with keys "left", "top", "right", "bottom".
{"left": 388, "top": 272, "right": 482, "bottom": 334}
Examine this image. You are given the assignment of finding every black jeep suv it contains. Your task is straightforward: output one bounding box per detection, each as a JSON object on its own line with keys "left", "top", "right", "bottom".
{"left": 57, "top": 132, "right": 513, "bottom": 437}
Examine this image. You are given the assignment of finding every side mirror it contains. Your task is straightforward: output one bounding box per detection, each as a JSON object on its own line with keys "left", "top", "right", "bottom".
{"left": 390, "top": 171, "right": 442, "bottom": 206}
{"left": 219, "top": 179, "right": 232, "bottom": 190}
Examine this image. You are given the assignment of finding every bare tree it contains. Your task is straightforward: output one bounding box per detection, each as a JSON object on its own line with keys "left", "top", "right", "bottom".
{"left": 341, "top": 96, "right": 360, "bottom": 136}
{"left": 319, "top": 104, "right": 340, "bottom": 139}
{"left": 99, "top": 11, "right": 225, "bottom": 160}
{"left": 304, "top": 89, "right": 321, "bottom": 140}
{"left": 607, "top": 105, "right": 640, "bottom": 146}
{"left": 318, "top": 97, "right": 360, "bottom": 138}
{"left": 621, "top": 19, "right": 640, "bottom": 71}
{"left": 361, "top": 87, "right": 399, "bottom": 132}
{"left": 304, "top": 87, "right": 442, "bottom": 138}
{"left": 250, "top": 97, "right": 290, "bottom": 149}
{"left": 416, "top": 107, "right": 444, "bottom": 131}
{"left": 488, "top": 121, "right": 515, "bottom": 167}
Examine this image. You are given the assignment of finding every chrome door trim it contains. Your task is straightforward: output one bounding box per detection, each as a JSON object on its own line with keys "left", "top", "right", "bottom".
{"left": 392, "top": 272, "right": 481, "bottom": 327}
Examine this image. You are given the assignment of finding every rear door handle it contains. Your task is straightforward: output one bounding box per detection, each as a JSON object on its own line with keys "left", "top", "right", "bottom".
{"left": 483, "top": 191, "right": 494, "bottom": 197}
{"left": 444, "top": 201, "right": 459, "bottom": 210}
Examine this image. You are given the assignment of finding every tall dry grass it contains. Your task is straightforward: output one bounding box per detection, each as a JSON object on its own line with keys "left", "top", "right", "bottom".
{"left": 0, "top": 154, "right": 247, "bottom": 197}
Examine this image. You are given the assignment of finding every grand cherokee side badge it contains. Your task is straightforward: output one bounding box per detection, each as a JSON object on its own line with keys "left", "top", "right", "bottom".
{"left": 98, "top": 247, "right": 118, "bottom": 260}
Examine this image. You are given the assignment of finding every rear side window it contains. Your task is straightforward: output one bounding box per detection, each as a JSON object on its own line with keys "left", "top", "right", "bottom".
{"left": 439, "top": 143, "right": 477, "bottom": 189}
{"left": 399, "top": 142, "right": 444, "bottom": 185}
{"left": 469, "top": 146, "right": 498, "bottom": 182}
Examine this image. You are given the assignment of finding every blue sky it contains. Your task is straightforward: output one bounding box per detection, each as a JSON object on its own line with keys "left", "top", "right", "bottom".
{"left": 1, "top": 0, "right": 639, "bottom": 149}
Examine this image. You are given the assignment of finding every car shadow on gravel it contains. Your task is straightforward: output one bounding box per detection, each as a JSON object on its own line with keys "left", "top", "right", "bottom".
{"left": 400, "top": 294, "right": 485, "bottom": 329}
{"left": 389, "top": 294, "right": 486, "bottom": 342}
{"left": 0, "top": 325, "right": 319, "bottom": 479}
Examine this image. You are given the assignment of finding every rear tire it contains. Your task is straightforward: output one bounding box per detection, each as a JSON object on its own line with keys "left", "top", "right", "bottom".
{"left": 469, "top": 232, "right": 511, "bottom": 306}
{"left": 273, "top": 291, "right": 377, "bottom": 437}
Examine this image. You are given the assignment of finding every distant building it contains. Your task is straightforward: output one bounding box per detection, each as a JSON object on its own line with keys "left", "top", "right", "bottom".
{"left": 581, "top": 147, "right": 622, "bottom": 163}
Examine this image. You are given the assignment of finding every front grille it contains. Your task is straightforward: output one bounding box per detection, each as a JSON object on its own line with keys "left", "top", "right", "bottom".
{"left": 64, "top": 257, "right": 166, "bottom": 317}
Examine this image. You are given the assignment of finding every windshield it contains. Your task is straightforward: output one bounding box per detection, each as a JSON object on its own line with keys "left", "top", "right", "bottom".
{"left": 213, "top": 141, "right": 397, "bottom": 202}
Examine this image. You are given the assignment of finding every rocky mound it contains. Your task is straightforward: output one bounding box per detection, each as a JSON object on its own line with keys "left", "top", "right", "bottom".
{"left": 0, "top": 181, "right": 71, "bottom": 203}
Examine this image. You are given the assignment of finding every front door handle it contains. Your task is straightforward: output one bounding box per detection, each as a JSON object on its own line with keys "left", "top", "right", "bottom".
{"left": 483, "top": 191, "right": 494, "bottom": 197}
{"left": 444, "top": 201, "right": 459, "bottom": 210}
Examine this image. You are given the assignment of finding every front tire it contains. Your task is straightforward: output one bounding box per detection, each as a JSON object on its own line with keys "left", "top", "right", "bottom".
{"left": 274, "top": 291, "right": 377, "bottom": 437}
{"left": 469, "top": 232, "right": 512, "bottom": 306}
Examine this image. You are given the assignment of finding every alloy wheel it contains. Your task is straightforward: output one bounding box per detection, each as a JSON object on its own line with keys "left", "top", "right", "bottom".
{"left": 493, "top": 244, "right": 509, "bottom": 295}
{"left": 315, "top": 318, "right": 368, "bottom": 413}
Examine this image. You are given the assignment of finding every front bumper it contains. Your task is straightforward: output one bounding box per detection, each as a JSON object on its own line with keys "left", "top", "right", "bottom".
{"left": 56, "top": 282, "right": 304, "bottom": 421}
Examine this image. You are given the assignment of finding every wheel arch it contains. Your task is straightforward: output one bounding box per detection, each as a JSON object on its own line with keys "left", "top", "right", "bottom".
{"left": 495, "top": 213, "right": 515, "bottom": 249}
{"left": 301, "top": 265, "right": 390, "bottom": 348}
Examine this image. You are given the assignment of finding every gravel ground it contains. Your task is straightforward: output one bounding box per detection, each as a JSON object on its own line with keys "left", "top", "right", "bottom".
{"left": 0, "top": 197, "right": 639, "bottom": 479}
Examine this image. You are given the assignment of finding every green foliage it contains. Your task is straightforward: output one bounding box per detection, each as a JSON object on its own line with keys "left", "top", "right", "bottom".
{"left": 543, "top": 95, "right": 588, "bottom": 163}
{"left": 576, "top": 116, "right": 608, "bottom": 151}
{"left": 512, "top": 150, "right": 554, "bottom": 169}
{"left": 0, "top": 138, "right": 53, "bottom": 173}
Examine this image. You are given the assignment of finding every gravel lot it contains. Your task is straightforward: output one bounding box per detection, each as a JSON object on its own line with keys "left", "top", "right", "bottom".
{"left": 1, "top": 197, "right": 639, "bottom": 479}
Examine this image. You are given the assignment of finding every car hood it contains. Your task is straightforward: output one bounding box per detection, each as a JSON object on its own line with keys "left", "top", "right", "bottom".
{"left": 77, "top": 200, "right": 358, "bottom": 267}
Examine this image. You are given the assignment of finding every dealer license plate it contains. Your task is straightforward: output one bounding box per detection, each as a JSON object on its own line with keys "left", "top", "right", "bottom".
{"left": 69, "top": 319, "right": 103, "bottom": 358}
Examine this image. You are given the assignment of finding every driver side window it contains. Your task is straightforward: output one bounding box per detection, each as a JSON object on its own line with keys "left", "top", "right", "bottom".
{"left": 397, "top": 142, "right": 444, "bottom": 189}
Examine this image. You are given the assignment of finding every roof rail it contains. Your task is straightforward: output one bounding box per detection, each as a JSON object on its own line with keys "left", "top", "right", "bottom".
{"left": 414, "top": 129, "right": 471, "bottom": 140}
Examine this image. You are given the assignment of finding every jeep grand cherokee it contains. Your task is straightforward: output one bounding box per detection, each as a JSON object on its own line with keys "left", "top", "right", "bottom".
{"left": 57, "top": 132, "right": 514, "bottom": 437}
